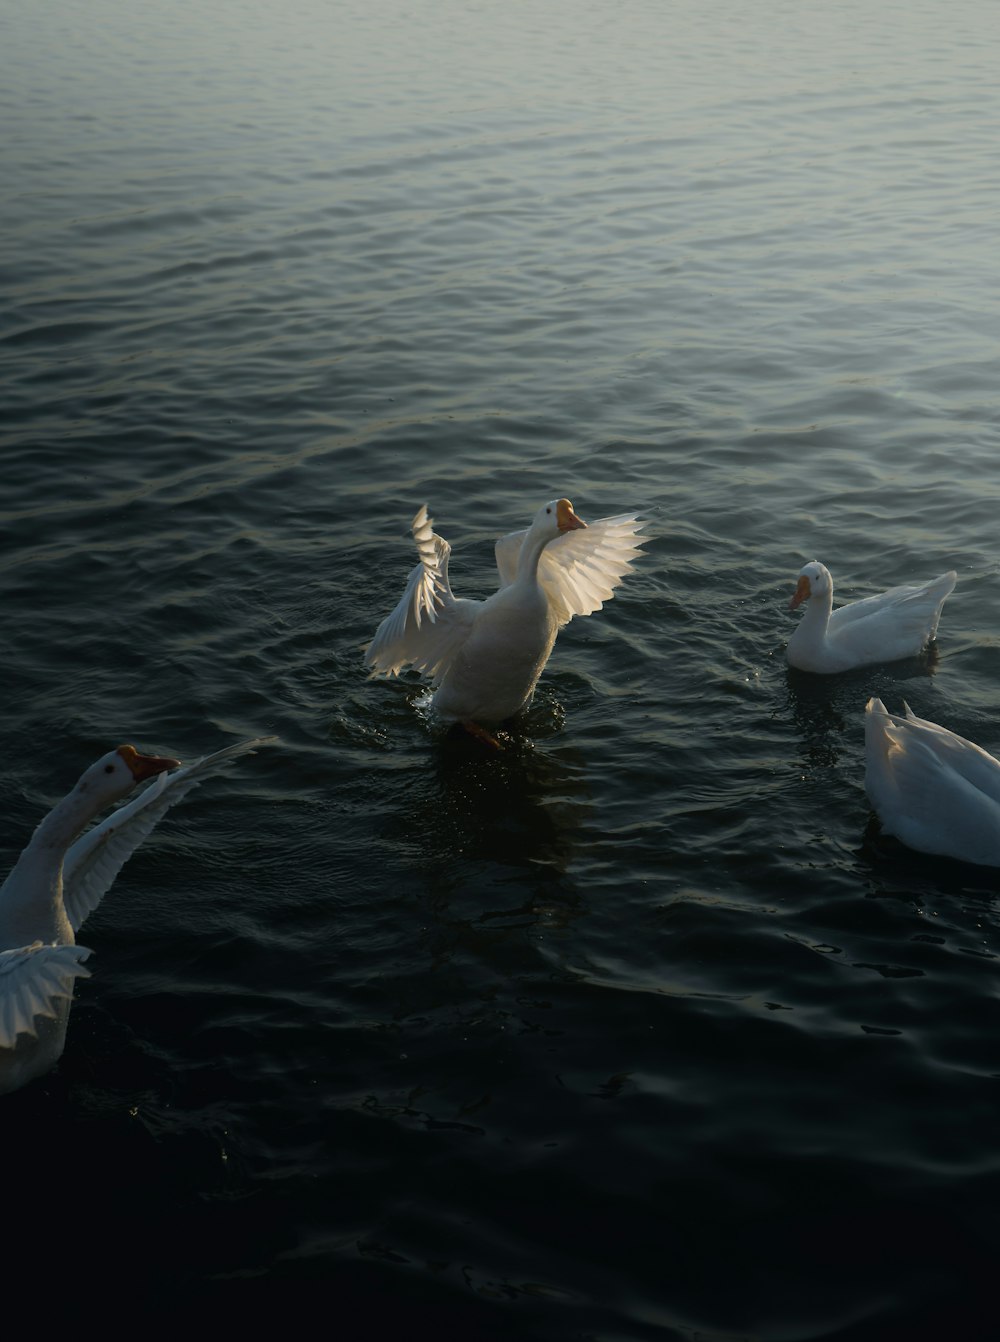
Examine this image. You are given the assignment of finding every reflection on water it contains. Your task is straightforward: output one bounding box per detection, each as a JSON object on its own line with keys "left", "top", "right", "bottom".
{"left": 784, "top": 643, "right": 943, "bottom": 770}
{"left": 389, "top": 712, "right": 591, "bottom": 901}
{"left": 784, "top": 671, "right": 852, "bottom": 769}
{"left": 5, "top": 0, "right": 1000, "bottom": 1331}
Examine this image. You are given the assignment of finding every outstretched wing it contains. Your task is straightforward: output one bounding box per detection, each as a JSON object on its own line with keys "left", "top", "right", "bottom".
{"left": 62, "top": 736, "right": 277, "bottom": 935}
{"left": 0, "top": 941, "right": 92, "bottom": 1047}
{"left": 495, "top": 512, "right": 645, "bottom": 626}
{"left": 365, "top": 505, "right": 477, "bottom": 683}
{"left": 494, "top": 525, "right": 525, "bottom": 590}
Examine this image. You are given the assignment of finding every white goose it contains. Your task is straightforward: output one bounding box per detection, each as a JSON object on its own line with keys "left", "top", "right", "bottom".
{"left": 786, "top": 560, "right": 956, "bottom": 673}
{"left": 365, "top": 498, "right": 644, "bottom": 743}
{"left": 0, "top": 736, "right": 274, "bottom": 1095}
{"left": 865, "top": 698, "right": 1000, "bottom": 867}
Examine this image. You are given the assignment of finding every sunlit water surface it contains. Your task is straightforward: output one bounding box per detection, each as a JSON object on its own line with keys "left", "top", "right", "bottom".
{"left": 3, "top": 1, "right": 1000, "bottom": 1335}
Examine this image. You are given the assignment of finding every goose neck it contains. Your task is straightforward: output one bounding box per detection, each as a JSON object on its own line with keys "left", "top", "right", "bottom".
{"left": 809, "top": 582, "right": 833, "bottom": 622}
{"left": 3, "top": 784, "right": 103, "bottom": 924}
{"left": 516, "top": 530, "right": 551, "bottom": 586}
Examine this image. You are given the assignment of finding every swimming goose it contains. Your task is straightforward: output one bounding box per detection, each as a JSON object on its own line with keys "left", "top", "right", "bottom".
{"left": 365, "top": 499, "right": 644, "bottom": 742}
{"left": 786, "top": 560, "right": 956, "bottom": 673}
{"left": 865, "top": 697, "right": 1000, "bottom": 867}
{"left": 0, "top": 736, "right": 275, "bottom": 1095}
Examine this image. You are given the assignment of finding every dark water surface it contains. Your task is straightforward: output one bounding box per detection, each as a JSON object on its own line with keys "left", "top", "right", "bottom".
{"left": 4, "top": 1, "right": 1000, "bottom": 1334}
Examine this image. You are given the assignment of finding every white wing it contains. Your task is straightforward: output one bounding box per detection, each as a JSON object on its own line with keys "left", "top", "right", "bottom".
{"left": 830, "top": 572, "right": 956, "bottom": 635}
{"left": 62, "top": 736, "right": 277, "bottom": 935}
{"left": 494, "top": 526, "right": 524, "bottom": 589}
{"left": 894, "top": 702, "right": 1000, "bottom": 805}
{"left": 495, "top": 512, "right": 645, "bottom": 626}
{"left": 0, "top": 942, "right": 92, "bottom": 1047}
{"left": 865, "top": 698, "right": 1000, "bottom": 866}
{"left": 365, "top": 505, "right": 478, "bottom": 683}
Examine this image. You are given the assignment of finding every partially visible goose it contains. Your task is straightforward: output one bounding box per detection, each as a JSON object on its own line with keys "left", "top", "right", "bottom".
{"left": 0, "top": 736, "right": 275, "bottom": 1095}
{"left": 786, "top": 560, "right": 956, "bottom": 673}
{"left": 865, "top": 698, "right": 1000, "bottom": 867}
{"left": 365, "top": 498, "right": 644, "bottom": 743}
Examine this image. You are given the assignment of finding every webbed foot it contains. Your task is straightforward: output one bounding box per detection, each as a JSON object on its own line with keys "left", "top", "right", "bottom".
{"left": 462, "top": 720, "right": 502, "bottom": 750}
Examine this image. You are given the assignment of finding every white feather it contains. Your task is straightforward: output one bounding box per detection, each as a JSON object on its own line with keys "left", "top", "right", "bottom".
{"left": 366, "top": 500, "right": 645, "bottom": 725}
{"left": 787, "top": 561, "right": 956, "bottom": 673}
{"left": 495, "top": 512, "right": 645, "bottom": 626}
{"left": 0, "top": 943, "right": 92, "bottom": 1049}
{"left": 865, "top": 698, "right": 1000, "bottom": 867}
{"left": 63, "top": 736, "right": 277, "bottom": 934}
{"left": 364, "top": 506, "right": 478, "bottom": 682}
{"left": 0, "top": 735, "right": 274, "bottom": 1093}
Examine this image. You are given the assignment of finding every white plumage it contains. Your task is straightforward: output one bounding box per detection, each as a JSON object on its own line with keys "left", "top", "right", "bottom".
{"left": 0, "top": 736, "right": 274, "bottom": 1095}
{"left": 865, "top": 698, "right": 1000, "bottom": 868}
{"left": 365, "top": 498, "right": 644, "bottom": 732}
{"left": 786, "top": 560, "right": 956, "bottom": 673}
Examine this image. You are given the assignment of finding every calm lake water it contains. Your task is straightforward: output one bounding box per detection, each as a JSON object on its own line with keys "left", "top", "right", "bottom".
{"left": 3, "top": 0, "right": 1000, "bottom": 1334}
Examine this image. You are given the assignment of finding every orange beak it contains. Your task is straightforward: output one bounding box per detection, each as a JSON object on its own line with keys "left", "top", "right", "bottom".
{"left": 556, "top": 498, "right": 587, "bottom": 531}
{"left": 117, "top": 744, "right": 181, "bottom": 781}
{"left": 789, "top": 575, "right": 811, "bottom": 611}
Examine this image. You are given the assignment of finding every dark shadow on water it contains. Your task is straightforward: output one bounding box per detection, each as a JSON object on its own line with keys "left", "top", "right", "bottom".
{"left": 784, "top": 647, "right": 943, "bottom": 769}
{"left": 376, "top": 701, "right": 594, "bottom": 926}
{"left": 426, "top": 721, "right": 592, "bottom": 880}
{"left": 858, "top": 811, "right": 1000, "bottom": 902}
{"left": 784, "top": 668, "right": 850, "bottom": 767}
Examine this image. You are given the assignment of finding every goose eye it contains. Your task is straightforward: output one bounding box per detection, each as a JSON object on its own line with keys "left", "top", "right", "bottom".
{"left": 104, "top": 764, "right": 115, "bottom": 774}
{"left": 546, "top": 507, "right": 552, "bottom": 515}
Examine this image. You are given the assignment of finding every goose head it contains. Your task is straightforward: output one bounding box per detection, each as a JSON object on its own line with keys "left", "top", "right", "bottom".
{"left": 531, "top": 498, "right": 588, "bottom": 542}
{"left": 789, "top": 560, "right": 832, "bottom": 610}
{"left": 72, "top": 744, "right": 181, "bottom": 808}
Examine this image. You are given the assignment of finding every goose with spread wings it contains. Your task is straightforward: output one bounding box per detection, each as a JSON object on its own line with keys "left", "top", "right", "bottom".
{"left": 0, "top": 736, "right": 274, "bottom": 1094}
{"left": 365, "top": 498, "right": 644, "bottom": 740}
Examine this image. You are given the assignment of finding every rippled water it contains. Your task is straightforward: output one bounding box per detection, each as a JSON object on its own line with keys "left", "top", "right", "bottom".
{"left": 3, "top": 0, "right": 1000, "bottom": 1334}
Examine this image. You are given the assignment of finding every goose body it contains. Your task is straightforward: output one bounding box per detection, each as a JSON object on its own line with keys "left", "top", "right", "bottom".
{"left": 365, "top": 499, "right": 644, "bottom": 732}
{"left": 786, "top": 561, "right": 956, "bottom": 673}
{"left": 865, "top": 698, "right": 1000, "bottom": 867}
{"left": 0, "top": 736, "right": 274, "bottom": 1095}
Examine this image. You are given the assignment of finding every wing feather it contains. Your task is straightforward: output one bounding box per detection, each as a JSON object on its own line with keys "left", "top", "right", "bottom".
{"left": 365, "top": 506, "right": 477, "bottom": 683}
{"left": 865, "top": 697, "right": 1000, "bottom": 868}
{"left": 62, "top": 736, "right": 277, "bottom": 935}
{"left": 537, "top": 512, "right": 646, "bottom": 626}
{"left": 830, "top": 571, "right": 956, "bottom": 635}
{"left": 494, "top": 527, "right": 526, "bottom": 589}
{"left": 895, "top": 702, "right": 1000, "bottom": 805}
{"left": 0, "top": 942, "right": 92, "bottom": 1047}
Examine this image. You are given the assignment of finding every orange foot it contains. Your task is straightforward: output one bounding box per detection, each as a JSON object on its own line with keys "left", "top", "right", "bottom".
{"left": 462, "top": 720, "right": 502, "bottom": 749}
